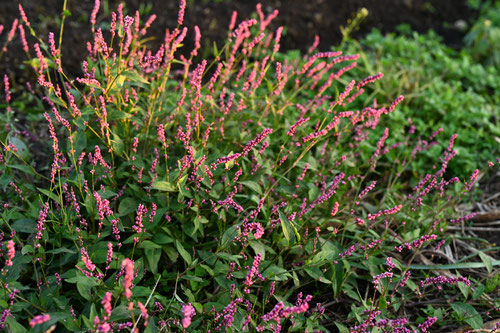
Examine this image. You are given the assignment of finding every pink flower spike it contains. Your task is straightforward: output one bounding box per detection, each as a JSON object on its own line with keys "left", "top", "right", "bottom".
{"left": 418, "top": 316, "right": 437, "bottom": 332}
{"left": 122, "top": 258, "right": 135, "bottom": 299}
{"left": 357, "top": 72, "right": 384, "bottom": 90}
{"left": 102, "top": 292, "right": 113, "bottom": 320}
{"left": 30, "top": 314, "right": 50, "bottom": 328}
{"left": 177, "top": 0, "right": 186, "bottom": 26}
{"left": 229, "top": 11, "right": 238, "bottom": 31}
{"left": 191, "top": 25, "right": 201, "bottom": 57}
{"left": 308, "top": 35, "right": 320, "bottom": 54}
{"left": 388, "top": 95, "right": 404, "bottom": 113}
{"left": 110, "top": 12, "right": 116, "bottom": 37}
{"left": 19, "top": 24, "right": 29, "bottom": 52}
{"left": 331, "top": 202, "right": 340, "bottom": 217}
{"left": 337, "top": 80, "right": 355, "bottom": 105}
{"left": 105, "top": 242, "right": 113, "bottom": 269}
{"left": 7, "top": 19, "right": 18, "bottom": 43}
{"left": 90, "top": 0, "right": 100, "bottom": 27}
{"left": 243, "top": 253, "right": 264, "bottom": 293}
{"left": 5, "top": 240, "right": 15, "bottom": 266}
{"left": 81, "top": 247, "right": 96, "bottom": 273}
{"left": 273, "top": 26, "right": 283, "bottom": 53}
{"left": 35, "top": 202, "right": 50, "bottom": 248}
{"left": 182, "top": 303, "right": 195, "bottom": 328}
{"left": 138, "top": 302, "right": 149, "bottom": 327}
{"left": 141, "top": 14, "right": 157, "bottom": 36}
{"left": 358, "top": 181, "right": 377, "bottom": 201}
{"left": 132, "top": 204, "right": 147, "bottom": 241}
{"left": 19, "top": 4, "right": 30, "bottom": 26}
{"left": 34, "top": 43, "right": 48, "bottom": 73}
{"left": 465, "top": 169, "right": 480, "bottom": 191}
{"left": 3, "top": 75, "right": 10, "bottom": 103}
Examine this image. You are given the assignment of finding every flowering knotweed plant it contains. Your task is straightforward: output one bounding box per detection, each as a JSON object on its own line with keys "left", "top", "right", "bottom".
{"left": 0, "top": 1, "right": 497, "bottom": 332}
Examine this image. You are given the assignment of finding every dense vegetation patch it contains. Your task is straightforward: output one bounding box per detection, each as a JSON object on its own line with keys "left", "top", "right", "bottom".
{"left": 0, "top": 1, "right": 498, "bottom": 332}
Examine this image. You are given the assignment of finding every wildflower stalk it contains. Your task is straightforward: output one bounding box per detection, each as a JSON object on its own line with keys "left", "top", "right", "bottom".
{"left": 0, "top": 281, "right": 45, "bottom": 313}
{"left": 0, "top": 140, "right": 47, "bottom": 180}
{"left": 58, "top": 0, "right": 68, "bottom": 50}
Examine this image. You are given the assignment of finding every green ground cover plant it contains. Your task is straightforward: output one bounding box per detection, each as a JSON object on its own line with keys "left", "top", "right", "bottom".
{"left": 338, "top": 25, "right": 500, "bottom": 180}
{"left": 466, "top": 0, "right": 500, "bottom": 67}
{"left": 0, "top": 1, "right": 499, "bottom": 332}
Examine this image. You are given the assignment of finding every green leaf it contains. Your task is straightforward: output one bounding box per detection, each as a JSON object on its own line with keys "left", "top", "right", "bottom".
{"left": 478, "top": 252, "right": 493, "bottom": 273}
{"left": 44, "top": 312, "right": 71, "bottom": 330}
{"left": 65, "top": 274, "right": 99, "bottom": 301}
{"left": 118, "top": 197, "right": 137, "bottom": 216}
{"left": 164, "top": 246, "right": 178, "bottom": 262}
{"left": 216, "top": 252, "right": 242, "bottom": 261}
{"left": 249, "top": 240, "right": 266, "bottom": 260}
{"left": 451, "top": 302, "right": 483, "bottom": 329}
{"left": 37, "top": 188, "right": 61, "bottom": 205}
{"left": 6, "top": 254, "right": 31, "bottom": 281}
{"left": 60, "top": 314, "right": 80, "bottom": 330}
{"left": 240, "top": 180, "right": 262, "bottom": 195}
{"left": 193, "top": 215, "right": 201, "bottom": 236}
{"left": 122, "top": 70, "right": 150, "bottom": 87}
{"left": 97, "top": 188, "right": 117, "bottom": 200}
{"left": 110, "top": 306, "right": 132, "bottom": 321}
{"left": 213, "top": 41, "right": 219, "bottom": 58}
{"left": 138, "top": 240, "right": 163, "bottom": 250}
{"left": 278, "top": 210, "right": 300, "bottom": 244}
{"left": 200, "top": 264, "right": 214, "bottom": 276}
{"left": 176, "top": 240, "right": 192, "bottom": 266}
{"left": 77, "top": 277, "right": 99, "bottom": 301}
{"left": 152, "top": 180, "right": 177, "bottom": 192}
{"left": 5, "top": 164, "right": 34, "bottom": 175}
{"left": 152, "top": 232, "right": 173, "bottom": 244}
{"left": 311, "top": 240, "right": 337, "bottom": 263}
{"left": 221, "top": 225, "right": 239, "bottom": 248}
{"left": 11, "top": 219, "right": 35, "bottom": 233}
{"left": 335, "top": 322, "right": 349, "bottom": 333}
{"left": 472, "top": 283, "right": 484, "bottom": 299}
{"left": 108, "top": 110, "right": 132, "bottom": 121}
{"left": 304, "top": 266, "right": 331, "bottom": 284}
{"left": 262, "top": 265, "right": 290, "bottom": 281}
{"left": 46, "top": 247, "right": 77, "bottom": 254}
{"left": 116, "top": 74, "right": 126, "bottom": 88}
{"left": 181, "top": 275, "right": 204, "bottom": 282}
{"left": 21, "top": 245, "right": 34, "bottom": 255}
{"left": 145, "top": 248, "right": 161, "bottom": 274}
{"left": 130, "top": 286, "right": 152, "bottom": 297}
{"left": 73, "top": 130, "right": 87, "bottom": 156}
{"left": 111, "top": 131, "right": 125, "bottom": 156}
{"left": 457, "top": 278, "right": 471, "bottom": 299}
{"left": 10, "top": 137, "right": 29, "bottom": 160}
{"left": 379, "top": 296, "right": 388, "bottom": 310}
{"left": 5, "top": 316, "right": 28, "bottom": 333}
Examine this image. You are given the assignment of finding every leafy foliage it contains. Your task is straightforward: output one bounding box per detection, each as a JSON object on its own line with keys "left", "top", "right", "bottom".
{"left": 0, "top": 1, "right": 498, "bottom": 332}
{"left": 339, "top": 28, "right": 500, "bottom": 179}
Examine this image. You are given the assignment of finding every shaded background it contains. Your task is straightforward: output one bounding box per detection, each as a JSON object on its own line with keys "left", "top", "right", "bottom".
{"left": 0, "top": 0, "right": 478, "bottom": 78}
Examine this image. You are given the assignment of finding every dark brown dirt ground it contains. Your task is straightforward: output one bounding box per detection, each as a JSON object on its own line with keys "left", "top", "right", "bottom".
{"left": 0, "top": 0, "right": 478, "bottom": 79}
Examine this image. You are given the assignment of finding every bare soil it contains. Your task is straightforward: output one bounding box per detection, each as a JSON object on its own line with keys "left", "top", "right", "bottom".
{"left": 0, "top": 0, "right": 478, "bottom": 79}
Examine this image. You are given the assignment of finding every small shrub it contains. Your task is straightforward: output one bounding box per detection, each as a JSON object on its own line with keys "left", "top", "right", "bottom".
{"left": 0, "top": 1, "right": 497, "bottom": 332}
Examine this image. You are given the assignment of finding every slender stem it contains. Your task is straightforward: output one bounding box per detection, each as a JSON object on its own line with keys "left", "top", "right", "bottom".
{"left": 58, "top": 0, "right": 68, "bottom": 51}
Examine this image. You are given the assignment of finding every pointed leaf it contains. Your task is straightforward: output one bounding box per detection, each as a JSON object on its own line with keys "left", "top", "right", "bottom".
{"left": 176, "top": 240, "right": 192, "bottom": 266}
